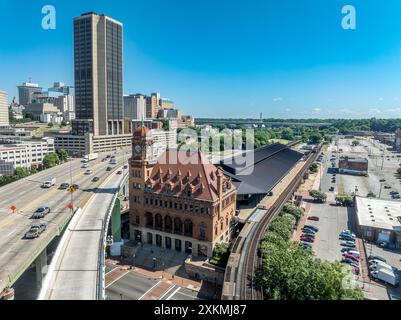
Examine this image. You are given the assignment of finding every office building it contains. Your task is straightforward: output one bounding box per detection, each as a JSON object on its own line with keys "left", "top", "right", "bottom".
{"left": 17, "top": 82, "right": 42, "bottom": 106}
{"left": 157, "top": 108, "right": 182, "bottom": 120}
{"left": 0, "top": 137, "right": 55, "bottom": 175}
{"left": 54, "top": 95, "right": 75, "bottom": 121}
{"left": 124, "top": 94, "right": 146, "bottom": 120}
{"left": 129, "top": 127, "right": 237, "bottom": 258}
{"left": 146, "top": 93, "right": 160, "bottom": 119}
{"left": 24, "top": 103, "right": 61, "bottom": 122}
{"left": 0, "top": 90, "right": 9, "bottom": 127}
{"left": 159, "top": 98, "right": 174, "bottom": 109}
{"left": 72, "top": 12, "right": 124, "bottom": 136}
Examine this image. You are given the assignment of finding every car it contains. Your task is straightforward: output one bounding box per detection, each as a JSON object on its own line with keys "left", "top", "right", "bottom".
{"left": 308, "top": 216, "right": 320, "bottom": 221}
{"left": 59, "top": 183, "right": 70, "bottom": 190}
{"left": 341, "top": 241, "right": 356, "bottom": 248}
{"left": 106, "top": 155, "right": 111, "bottom": 159}
{"left": 85, "top": 169, "right": 93, "bottom": 175}
{"left": 303, "top": 228, "right": 316, "bottom": 234}
{"left": 340, "top": 234, "right": 356, "bottom": 241}
{"left": 347, "top": 250, "right": 360, "bottom": 258}
{"left": 329, "top": 186, "right": 335, "bottom": 191}
{"left": 384, "top": 185, "right": 391, "bottom": 189}
{"left": 344, "top": 253, "right": 360, "bottom": 263}
{"left": 92, "top": 176, "right": 100, "bottom": 182}
{"left": 303, "top": 225, "right": 319, "bottom": 232}
{"left": 82, "top": 163, "right": 90, "bottom": 168}
{"left": 72, "top": 184, "right": 79, "bottom": 190}
{"left": 332, "top": 180, "right": 336, "bottom": 183}
{"left": 341, "top": 247, "right": 354, "bottom": 253}
{"left": 368, "top": 255, "right": 386, "bottom": 263}
{"left": 340, "top": 229, "right": 354, "bottom": 235}
{"left": 116, "top": 170, "right": 122, "bottom": 175}
{"left": 302, "top": 232, "right": 315, "bottom": 239}
{"left": 31, "top": 206, "right": 50, "bottom": 219}
{"left": 123, "top": 165, "right": 128, "bottom": 169}
{"left": 301, "top": 237, "right": 315, "bottom": 243}
{"left": 106, "top": 166, "right": 112, "bottom": 171}
{"left": 302, "top": 242, "right": 312, "bottom": 249}
{"left": 24, "top": 223, "right": 47, "bottom": 239}
{"left": 342, "top": 257, "right": 356, "bottom": 265}
{"left": 390, "top": 191, "right": 399, "bottom": 195}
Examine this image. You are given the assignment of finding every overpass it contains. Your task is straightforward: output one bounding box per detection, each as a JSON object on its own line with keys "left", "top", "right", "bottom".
{"left": 39, "top": 169, "right": 128, "bottom": 300}
{"left": 0, "top": 149, "right": 129, "bottom": 299}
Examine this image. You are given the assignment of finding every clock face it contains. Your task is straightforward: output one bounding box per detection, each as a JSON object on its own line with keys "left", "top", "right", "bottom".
{"left": 134, "top": 145, "right": 142, "bottom": 154}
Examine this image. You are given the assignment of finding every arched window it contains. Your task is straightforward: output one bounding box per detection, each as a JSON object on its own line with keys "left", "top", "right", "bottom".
{"left": 155, "top": 214, "right": 163, "bottom": 230}
{"left": 174, "top": 217, "right": 183, "bottom": 234}
{"left": 164, "top": 216, "right": 172, "bottom": 232}
{"left": 145, "top": 212, "right": 153, "bottom": 228}
{"left": 184, "top": 219, "right": 193, "bottom": 237}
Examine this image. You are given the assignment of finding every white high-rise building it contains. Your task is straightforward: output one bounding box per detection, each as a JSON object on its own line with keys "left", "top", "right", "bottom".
{"left": 124, "top": 94, "right": 146, "bottom": 120}
{"left": 0, "top": 90, "right": 9, "bottom": 127}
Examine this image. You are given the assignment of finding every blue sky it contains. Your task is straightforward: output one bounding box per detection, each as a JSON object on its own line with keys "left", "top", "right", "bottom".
{"left": 1, "top": 0, "right": 401, "bottom": 118}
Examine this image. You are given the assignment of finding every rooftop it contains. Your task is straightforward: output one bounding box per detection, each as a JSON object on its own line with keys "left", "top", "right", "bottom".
{"left": 355, "top": 196, "right": 401, "bottom": 232}
{"left": 219, "top": 143, "right": 304, "bottom": 195}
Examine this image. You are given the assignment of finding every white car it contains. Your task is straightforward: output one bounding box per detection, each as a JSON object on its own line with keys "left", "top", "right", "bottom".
{"left": 85, "top": 169, "right": 93, "bottom": 175}
{"left": 82, "top": 163, "right": 89, "bottom": 168}
{"left": 347, "top": 250, "right": 360, "bottom": 258}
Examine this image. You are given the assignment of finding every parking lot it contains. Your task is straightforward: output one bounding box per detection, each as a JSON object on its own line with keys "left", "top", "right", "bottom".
{"left": 302, "top": 137, "right": 401, "bottom": 299}
{"left": 105, "top": 264, "right": 207, "bottom": 300}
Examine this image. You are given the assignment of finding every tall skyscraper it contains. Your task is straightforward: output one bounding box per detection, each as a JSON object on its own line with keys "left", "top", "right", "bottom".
{"left": 0, "top": 90, "right": 9, "bottom": 127}
{"left": 72, "top": 12, "right": 123, "bottom": 136}
{"left": 17, "top": 82, "right": 42, "bottom": 106}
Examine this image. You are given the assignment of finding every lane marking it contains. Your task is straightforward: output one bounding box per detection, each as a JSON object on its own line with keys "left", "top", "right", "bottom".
{"left": 166, "top": 287, "right": 181, "bottom": 300}
{"left": 106, "top": 270, "right": 129, "bottom": 288}
{"left": 138, "top": 280, "right": 162, "bottom": 300}
{"left": 158, "top": 284, "right": 176, "bottom": 300}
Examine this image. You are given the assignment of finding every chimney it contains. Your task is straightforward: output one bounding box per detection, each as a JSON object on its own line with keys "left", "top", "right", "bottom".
{"left": 217, "top": 169, "right": 224, "bottom": 219}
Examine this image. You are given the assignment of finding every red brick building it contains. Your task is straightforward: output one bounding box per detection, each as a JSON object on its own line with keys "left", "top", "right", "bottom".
{"left": 129, "top": 126, "right": 237, "bottom": 258}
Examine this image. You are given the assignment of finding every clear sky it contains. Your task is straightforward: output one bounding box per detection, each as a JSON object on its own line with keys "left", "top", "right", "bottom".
{"left": 1, "top": 0, "right": 401, "bottom": 119}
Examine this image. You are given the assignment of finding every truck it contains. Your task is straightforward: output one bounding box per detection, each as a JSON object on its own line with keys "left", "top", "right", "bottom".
{"left": 370, "top": 268, "right": 399, "bottom": 287}
{"left": 83, "top": 153, "right": 98, "bottom": 162}
{"left": 42, "top": 177, "right": 56, "bottom": 188}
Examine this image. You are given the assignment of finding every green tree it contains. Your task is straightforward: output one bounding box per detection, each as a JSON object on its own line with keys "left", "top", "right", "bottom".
{"left": 48, "top": 122, "right": 54, "bottom": 128}
{"left": 43, "top": 152, "right": 60, "bottom": 169}
{"left": 282, "top": 203, "right": 304, "bottom": 224}
{"left": 309, "top": 163, "right": 318, "bottom": 173}
{"left": 396, "top": 168, "right": 401, "bottom": 175}
{"left": 56, "top": 149, "right": 68, "bottom": 163}
{"left": 366, "top": 192, "right": 376, "bottom": 198}
{"left": 309, "top": 190, "right": 327, "bottom": 203}
{"left": 309, "top": 131, "right": 322, "bottom": 144}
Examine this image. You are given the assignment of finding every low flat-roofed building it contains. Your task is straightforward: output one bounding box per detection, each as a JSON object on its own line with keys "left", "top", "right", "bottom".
{"left": 339, "top": 156, "right": 368, "bottom": 176}
{"left": 355, "top": 196, "right": 401, "bottom": 249}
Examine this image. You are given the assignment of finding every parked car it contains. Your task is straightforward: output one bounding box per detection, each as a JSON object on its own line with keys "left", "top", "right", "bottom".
{"left": 300, "top": 236, "right": 314, "bottom": 243}
{"left": 303, "top": 225, "right": 319, "bottom": 232}
{"left": 92, "top": 176, "right": 100, "bottom": 182}
{"left": 368, "top": 255, "right": 386, "bottom": 263}
{"left": 352, "top": 266, "right": 360, "bottom": 275}
{"left": 308, "top": 216, "right": 320, "bottom": 221}
{"left": 341, "top": 241, "right": 356, "bottom": 248}
{"left": 341, "top": 247, "right": 355, "bottom": 253}
{"left": 302, "top": 242, "right": 313, "bottom": 249}
{"left": 303, "top": 229, "right": 316, "bottom": 235}
{"left": 329, "top": 186, "right": 335, "bottom": 191}
{"left": 85, "top": 169, "right": 93, "bottom": 175}
{"left": 344, "top": 253, "right": 360, "bottom": 263}
{"left": 302, "top": 233, "right": 315, "bottom": 239}
{"left": 72, "top": 184, "right": 79, "bottom": 190}
{"left": 347, "top": 250, "right": 361, "bottom": 258}
{"left": 123, "top": 165, "right": 128, "bottom": 169}
{"left": 31, "top": 206, "right": 50, "bottom": 219}
{"left": 24, "top": 223, "right": 47, "bottom": 239}
{"left": 59, "top": 183, "right": 70, "bottom": 190}
{"left": 340, "top": 235, "right": 356, "bottom": 242}
{"left": 342, "top": 257, "right": 356, "bottom": 265}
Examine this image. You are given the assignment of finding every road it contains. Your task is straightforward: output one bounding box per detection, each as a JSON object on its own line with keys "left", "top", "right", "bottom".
{"left": 0, "top": 149, "right": 130, "bottom": 294}
{"left": 41, "top": 168, "right": 126, "bottom": 300}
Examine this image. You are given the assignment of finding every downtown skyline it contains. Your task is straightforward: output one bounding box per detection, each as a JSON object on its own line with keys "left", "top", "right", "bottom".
{"left": 1, "top": 0, "right": 401, "bottom": 118}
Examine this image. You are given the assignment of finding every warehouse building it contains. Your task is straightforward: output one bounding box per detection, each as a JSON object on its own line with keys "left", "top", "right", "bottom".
{"left": 355, "top": 196, "right": 401, "bottom": 249}
{"left": 338, "top": 156, "right": 368, "bottom": 176}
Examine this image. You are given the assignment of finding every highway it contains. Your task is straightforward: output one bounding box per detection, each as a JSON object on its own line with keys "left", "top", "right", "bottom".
{"left": 40, "top": 168, "right": 126, "bottom": 300}
{"left": 0, "top": 148, "right": 130, "bottom": 294}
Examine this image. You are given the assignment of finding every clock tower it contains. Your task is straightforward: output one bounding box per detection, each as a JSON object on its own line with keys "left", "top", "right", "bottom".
{"left": 129, "top": 126, "right": 154, "bottom": 243}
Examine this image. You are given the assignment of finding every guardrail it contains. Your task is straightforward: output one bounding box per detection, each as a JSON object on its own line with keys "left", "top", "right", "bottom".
{"left": 97, "top": 171, "right": 128, "bottom": 300}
